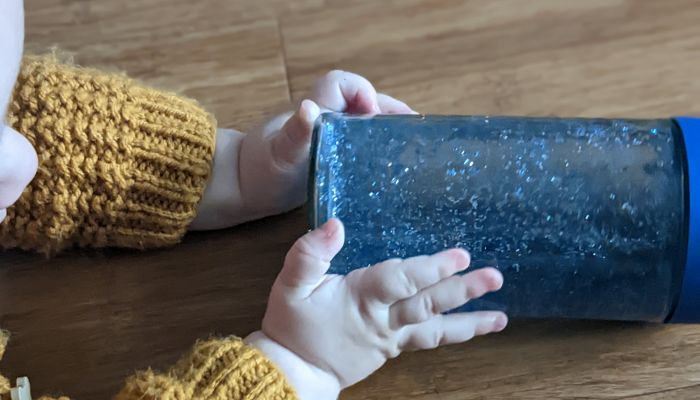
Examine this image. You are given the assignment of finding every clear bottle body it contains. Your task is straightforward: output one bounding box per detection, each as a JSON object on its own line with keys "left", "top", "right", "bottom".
{"left": 310, "top": 114, "right": 687, "bottom": 322}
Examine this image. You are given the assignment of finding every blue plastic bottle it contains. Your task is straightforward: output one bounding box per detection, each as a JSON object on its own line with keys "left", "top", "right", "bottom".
{"left": 309, "top": 114, "right": 700, "bottom": 323}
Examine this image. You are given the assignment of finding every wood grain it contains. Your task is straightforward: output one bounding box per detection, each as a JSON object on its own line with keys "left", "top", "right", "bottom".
{"left": 2, "top": 0, "right": 700, "bottom": 399}
{"left": 283, "top": 0, "right": 700, "bottom": 118}
{"left": 24, "top": 0, "right": 298, "bottom": 130}
{"left": 0, "top": 211, "right": 308, "bottom": 399}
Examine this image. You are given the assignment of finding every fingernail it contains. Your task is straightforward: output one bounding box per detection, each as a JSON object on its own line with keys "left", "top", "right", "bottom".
{"left": 451, "top": 249, "right": 471, "bottom": 271}
{"left": 319, "top": 219, "right": 337, "bottom": 238}
{"left": 299, "top": 100, "right": 311, "bottom": 119}
{"left": 302, "top": 100, "right": 322, "bottom": 124}
{"left": 493, "top": 314, "right": 508, "bottom": 332}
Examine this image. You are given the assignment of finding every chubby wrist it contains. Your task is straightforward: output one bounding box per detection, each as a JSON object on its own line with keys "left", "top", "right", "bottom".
{"left": 189, "top": 107, "right": 308, "bottom": 231}
{"left": 189, "top": 127, "right": 246, "bottom": 230}
{"left": 244, "top": 331, "right": 341, "bottom": 400}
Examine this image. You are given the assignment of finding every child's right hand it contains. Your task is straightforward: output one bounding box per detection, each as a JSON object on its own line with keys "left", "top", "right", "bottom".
{"left": 246, "top": 219, "right": 507, "bottom": 400}
{"left": 0, "top": 0, "right": 38, "bottom": 223}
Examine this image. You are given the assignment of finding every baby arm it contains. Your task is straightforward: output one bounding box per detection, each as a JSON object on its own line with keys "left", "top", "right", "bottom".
{"left": 2, "top": 56, "right": 217, "bottom": 253}
{"left": 3, "top": 66, "right": 412, "bottom": 252}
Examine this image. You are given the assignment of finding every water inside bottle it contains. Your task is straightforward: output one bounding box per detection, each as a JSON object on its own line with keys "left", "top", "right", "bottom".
{"left": 311, "top": 114, "right": 685, "bottom": 321}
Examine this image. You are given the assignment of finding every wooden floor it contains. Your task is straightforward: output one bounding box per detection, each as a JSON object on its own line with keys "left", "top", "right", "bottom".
{"left": 3, "top": 0, "right": 700, "bottom": 398}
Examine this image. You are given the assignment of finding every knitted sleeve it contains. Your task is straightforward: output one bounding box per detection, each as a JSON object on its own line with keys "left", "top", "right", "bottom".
{"left": 1, "top": 56, "right": 217, "bottom": 254}
{"left": 0, "top": 332, "right": 297, "bottom": 400}
{"left": 115, "top": 337, "right": 297, "bottom": 400}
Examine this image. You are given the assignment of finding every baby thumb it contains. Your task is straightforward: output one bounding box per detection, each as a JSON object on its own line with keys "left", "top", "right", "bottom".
{"left": 272, "top": 99, "right": 321, "bottom": 168}
{"left": 278, "top": 218, "right": 345, "bottom": 296}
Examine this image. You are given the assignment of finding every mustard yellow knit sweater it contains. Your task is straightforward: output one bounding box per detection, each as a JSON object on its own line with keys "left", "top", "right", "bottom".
{"left": 0, "top": 58, "right": 297, "bottom": 399}
{"left": 2, "top": 56, "right": 216, "bottom": 254}
{"left": 0, "top": 331, "right": 296, "bottom": 400}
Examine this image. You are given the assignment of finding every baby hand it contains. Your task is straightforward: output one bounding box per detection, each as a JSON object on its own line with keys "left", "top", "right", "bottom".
{"left": 191, "top": 71, "right": 414, "bottom": 229}
{"left": 239, "top": 71, "right": 415, "bottom": 220}
{"left": 246, "top": 219, "right": 506, "bottom": 399}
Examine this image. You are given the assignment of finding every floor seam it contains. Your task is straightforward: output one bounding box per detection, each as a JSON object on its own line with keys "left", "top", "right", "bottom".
{"left": 275, "top": 17, "right": 293, "bottom": 103}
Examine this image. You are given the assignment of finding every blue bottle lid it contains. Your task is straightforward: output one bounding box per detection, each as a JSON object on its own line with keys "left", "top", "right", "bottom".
{"left": 670, "top": 117, "right": 700, "bottom": 323}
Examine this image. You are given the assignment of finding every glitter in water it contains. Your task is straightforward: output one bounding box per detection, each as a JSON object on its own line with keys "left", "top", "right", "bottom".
{"left": 311, "top": 114, "right": 684, "bottom": 322}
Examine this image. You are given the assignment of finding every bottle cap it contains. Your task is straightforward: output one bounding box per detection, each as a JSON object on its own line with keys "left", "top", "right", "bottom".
{"left": 670, "top": 117, "right": 700, "bottom": 323}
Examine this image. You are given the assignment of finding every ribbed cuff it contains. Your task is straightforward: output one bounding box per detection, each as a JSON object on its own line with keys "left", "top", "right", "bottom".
{"left": 1, "top": 55, "right": 216, "bottom": 253}
{"left": 116, "top": 337, "right": 297, "bottom": 400}
{"left": 108, "top": 85, "right": 217, "bottom": 249}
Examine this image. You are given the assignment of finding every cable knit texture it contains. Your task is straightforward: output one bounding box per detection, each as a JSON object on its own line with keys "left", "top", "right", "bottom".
{"left": 1, "top": 55, "right": 217, "bottom": 254}
{"left": 0, "top": 330, "right": 297, "bottom": 400}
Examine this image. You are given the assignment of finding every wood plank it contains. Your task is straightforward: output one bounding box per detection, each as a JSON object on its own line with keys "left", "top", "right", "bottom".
{"left": 343, "top": 321, "right": 700, "bottom": 399}
{"left": 26, "top": 0, "right": 323, "bottom": 28}
{"left": 0, "top": 211, "right": 308, "bottom": 399}
{"left": 283, "top": 0, "right": 700, "bottom": 118}
{"left": 24, "top": 0, "right": 296, "bottom": 130}
{"left": 629, "top": 385, "right": 700, "bottom": 400}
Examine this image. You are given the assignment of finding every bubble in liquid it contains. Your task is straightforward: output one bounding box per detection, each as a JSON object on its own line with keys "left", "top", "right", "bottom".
{"left": 315, "top": 114, "right": 682, "bottom": 322}
{"left": 621, "top": 202, "right": 636, "bottom": 215}
{"left": 513, "top": 187, "right": 524, "bottom": 200}
{"left": 470, "top": 195, "right": 479, "bottom": 209}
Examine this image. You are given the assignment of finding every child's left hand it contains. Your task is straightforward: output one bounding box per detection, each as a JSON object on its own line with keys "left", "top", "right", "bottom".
{"left": 190, "top": 71, "right": 414, "bottom": 229}
{"left": 246, "top": 218, "right": 506, "bottom": 399}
